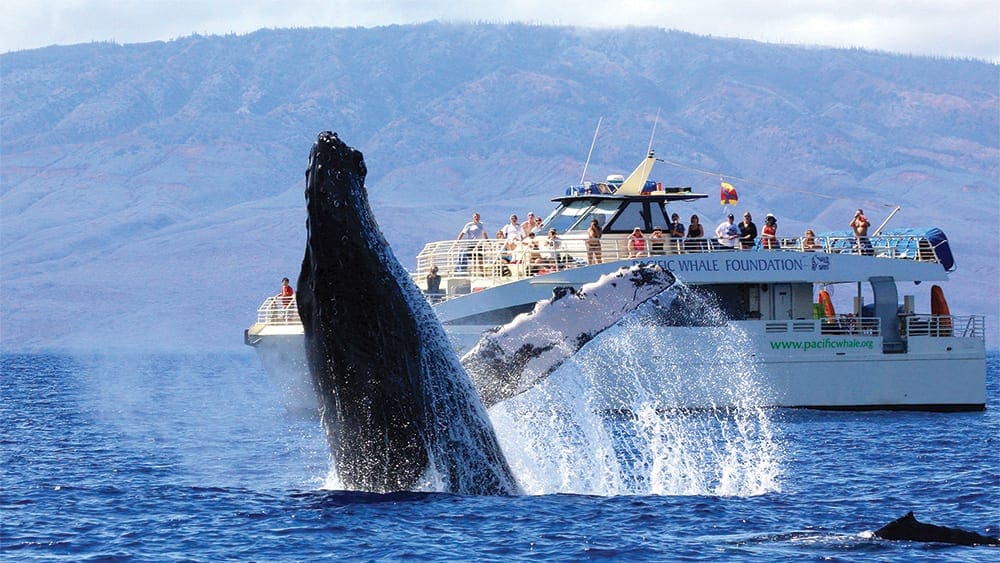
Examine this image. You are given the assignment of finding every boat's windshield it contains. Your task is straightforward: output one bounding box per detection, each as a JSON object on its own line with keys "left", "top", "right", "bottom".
{"left": 544, "top": 200, "right": 595, "bottom": 232}
{"left": 573, "top": 200, "right": 621, "bottom": 231}
{"left": 545, "top": 199, "right": 678, "bottom": 233}
{"left": 547, "top": 200, "right": 622, "bottom": 232}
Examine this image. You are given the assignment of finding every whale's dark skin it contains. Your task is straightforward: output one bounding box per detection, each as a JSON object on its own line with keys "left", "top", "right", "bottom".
{"left": 875, "top": 512, "right": 999, "bottom": 546}
{"left": 296, "top": 131, "right": 519, "bottom": 495}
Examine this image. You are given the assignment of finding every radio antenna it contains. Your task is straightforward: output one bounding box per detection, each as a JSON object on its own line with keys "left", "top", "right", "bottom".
{"left": 646, "top": 108, "right": 661, "bottom": 155}
{"left": 580, "top": 117, "right": 602, "bottom": 184}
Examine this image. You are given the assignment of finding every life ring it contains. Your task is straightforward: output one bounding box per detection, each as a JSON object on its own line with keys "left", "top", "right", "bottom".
{"left": 930, "top": 285, "right": 952, "bottom": 336}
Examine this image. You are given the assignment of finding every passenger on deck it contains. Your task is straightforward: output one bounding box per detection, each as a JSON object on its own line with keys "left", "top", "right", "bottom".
{"left": 715, "top": 214, "right": 739, "bottom": 249}
{"left": 504, "top": 236, "right": 520, "bottom": 260}
{"left": 669, "top": 214, "right": 685, "bottom": 239}
{"left": 628, "top": 227, "right": 647, "bottom": 258}
{"left": 457, "top": 212, "right": 488, "bottom": 240}
{"left": 495, "top": 230, "right": 513, "bottom": 274}
{"left": 851, "top": 209, "right": 873, "bottom": 255}
{"left": 501, "top": 215, "right": 522, "bottom": 240}
{"left": 739, "top": 212, "right": 758, "bottom": 250}
{"left": 802, "top": 229, "right": 821, "bottom": 251}
{"left": 274, "top": 277, "right": 295, "bottom": 321}
{"left": 425, "top": 266, "right": 442, "bottom": 298}
{"left": 686, "top": 214, "right": 706, "bottom": 252}
{"left": 457, "top": 212, "right": 488, "bottom": 274}
{"left": 524, "top": 232, "right": 543, "bottom": 273}
{"left": 276, "top": 277, "right": 294, "bottom": 307}
{"left": 587, "top": 218, "right": 603, "bottom": 264}
{"left": 543, "top": 228, "right": 562, "bottom": 268}
{"left": 761, "top": 213, "right": 778, "bottom": 249}
{"left": 520, "top": 212, "right": 537, "bottom": 238}
{"left": 649, "top": 226, "right": 665, "bottom": 255}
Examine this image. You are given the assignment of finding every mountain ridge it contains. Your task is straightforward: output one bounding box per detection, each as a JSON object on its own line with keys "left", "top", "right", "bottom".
{"left": 2, "top": 23, "right": 997, "bottom": 351}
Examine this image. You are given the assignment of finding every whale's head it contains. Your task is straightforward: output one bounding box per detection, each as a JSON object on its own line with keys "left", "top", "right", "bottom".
{"left": 294, "top": 132, "right": 518, "bottom": 495}
{"left": 302, "top": 131, "right": 376, "bottom": 265}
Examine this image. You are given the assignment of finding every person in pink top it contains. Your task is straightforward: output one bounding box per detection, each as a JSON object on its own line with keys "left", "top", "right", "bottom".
{"left": 628, "top": 227, "right": 646, "bottom": 258}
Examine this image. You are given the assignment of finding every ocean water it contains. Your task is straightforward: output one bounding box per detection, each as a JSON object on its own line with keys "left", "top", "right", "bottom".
{"left": 2, "top": 351, "right": 998, "bottom": 561}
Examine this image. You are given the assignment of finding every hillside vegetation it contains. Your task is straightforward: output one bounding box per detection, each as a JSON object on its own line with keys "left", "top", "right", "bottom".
{"left": 2, "top": 23, "right": 997, "bottom": 350}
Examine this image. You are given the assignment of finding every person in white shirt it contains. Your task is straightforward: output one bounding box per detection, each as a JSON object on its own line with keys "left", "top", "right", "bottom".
{"left": 715, "top": 213, "right": 740, "bottom": 249}
{"left": 457, "top": 212, "right": 488, "bottom": 240}
{"left": 501, "top": 214, "right": 522, "bottom": 240}
{"left": 543, "top": 228, "right": 562, "bottom": 268}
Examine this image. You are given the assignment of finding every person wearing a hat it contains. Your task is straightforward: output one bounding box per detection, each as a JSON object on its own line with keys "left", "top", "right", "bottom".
{"left": 739, "top": 212, "right": 758, "bottom": 250}
{"left": 761, "top": 213, "right": 778, "bottom": 249}
{"left": 715, "top": 214, "right": 740, "bottom": 249}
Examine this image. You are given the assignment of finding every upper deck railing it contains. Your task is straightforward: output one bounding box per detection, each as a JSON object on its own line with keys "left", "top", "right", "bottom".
{"left": 254, "top": 295, "right": 301, "bottom": 325}
{"left": 412, "top": 233, "right": 945, "bottom": 292}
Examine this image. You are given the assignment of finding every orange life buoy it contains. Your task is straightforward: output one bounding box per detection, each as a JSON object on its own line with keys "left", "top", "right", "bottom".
{"left": 930, "top": 285, "right": 952, "bottom": 336}
{"left": 818, "top": 289, "right": 836, "bottom": 318}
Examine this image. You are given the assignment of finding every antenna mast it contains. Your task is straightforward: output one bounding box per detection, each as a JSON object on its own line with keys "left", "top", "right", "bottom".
{"left": 873, "top": 205, "right": 902, "bottom": 236}
{"left": 580, "top": 117, "right": 603, "bottom": 184}
{"left": 646, "top": 108, "right": 661, "bottom": 155}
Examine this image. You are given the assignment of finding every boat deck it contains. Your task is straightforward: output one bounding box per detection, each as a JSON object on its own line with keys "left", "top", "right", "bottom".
{"left": 414, "top": 232, "right": 946, "bottom": 300}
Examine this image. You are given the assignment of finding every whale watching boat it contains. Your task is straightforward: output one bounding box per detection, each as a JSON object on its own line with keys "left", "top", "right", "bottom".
{"left": 245, "top": 151, "right": 987, "bottom": 412}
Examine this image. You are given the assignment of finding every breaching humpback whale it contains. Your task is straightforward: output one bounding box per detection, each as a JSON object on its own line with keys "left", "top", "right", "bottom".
{"left": 296, "top": 131, "right": 519, "bottom": 495}
{"left": 462, "top": 264, "right": 678, "bottom": 407}
{"left": 874, "top": 512, "right": 999, "bottom": 546}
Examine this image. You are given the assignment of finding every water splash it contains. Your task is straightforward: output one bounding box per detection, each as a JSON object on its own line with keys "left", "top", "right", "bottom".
{"left": 490, "top": 287, "right": 783, "bottom": 497}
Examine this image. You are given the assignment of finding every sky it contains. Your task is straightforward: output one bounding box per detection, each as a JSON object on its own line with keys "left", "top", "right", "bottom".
{"left": 2, "top": 0, "right": 998, "bottom": 62}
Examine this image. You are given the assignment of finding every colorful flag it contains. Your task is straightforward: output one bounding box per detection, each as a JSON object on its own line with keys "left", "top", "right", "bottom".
{"left": 720, "top": 181, "right": 738, "bottom": 205}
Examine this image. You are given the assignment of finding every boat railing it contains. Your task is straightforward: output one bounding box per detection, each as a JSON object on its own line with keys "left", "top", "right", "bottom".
{"left": 903, "top": 314, "right": 985, "bottom": 339}
{"left": 776, "top": 235, "right": 939, "bottom": 261}
{"left": 412, "top": 234, "right": 946, "bottom": 299}
{"left": 761, "top": 317, "right": 881, "bottom": 337}
{"left": 819, "top": 315, "right": 881, "bottom": 336}
{"left": 255, "top": 295, "right": 301, "bottom": 325}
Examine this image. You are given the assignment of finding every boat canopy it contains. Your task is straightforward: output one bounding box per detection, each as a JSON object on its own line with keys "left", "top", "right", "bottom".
{"left": 815, "top": 227, "right": 955, "bottom": 272}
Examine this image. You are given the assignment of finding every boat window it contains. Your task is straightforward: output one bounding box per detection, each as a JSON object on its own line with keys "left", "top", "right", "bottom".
{"left": 652, "top": 202, "right": 671, "bottom": 228}
{"left": 607, "top": 202, "right": 650, "bottom": 233}
{"left": 572, "top": 200, "right": 619, "bottom": 231}
{"left": 542, "top": 201, "right": 593, "bottom": 232}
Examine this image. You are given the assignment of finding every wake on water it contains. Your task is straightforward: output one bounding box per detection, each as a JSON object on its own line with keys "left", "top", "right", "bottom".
{"left": 324, "top": 284, "right": 783, "bottom": 497}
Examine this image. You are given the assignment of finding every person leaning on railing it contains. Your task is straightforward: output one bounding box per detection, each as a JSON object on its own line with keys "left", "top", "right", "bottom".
{"left": 649, "top": 226, "right": 665, "bottom": 255}
{"left": 628, "top": 227, "right": 647, "bottom": 258}
{"left": 276, "top": 277, "right": 294, "bottom": 307}
{"left": 686, "top": 214, "right": 706, "bottom": 252}
{"left": 802, "top": 229, "right": 822, "bottom": 251}
{"left": 272, "top": 277, "right": 295, "bottom": 321}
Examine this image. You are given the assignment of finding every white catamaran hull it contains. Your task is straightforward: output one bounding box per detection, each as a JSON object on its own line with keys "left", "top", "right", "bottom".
{"left": 247, "top": 318, "right": 986, "bottom": 413}
{"left": 571, "top": 324, "right": 986, "bottom": 411}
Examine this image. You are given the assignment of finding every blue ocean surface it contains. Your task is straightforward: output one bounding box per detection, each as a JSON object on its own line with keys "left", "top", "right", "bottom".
{"left": 2, "top": 352, "right": 997, "bottom": 561}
